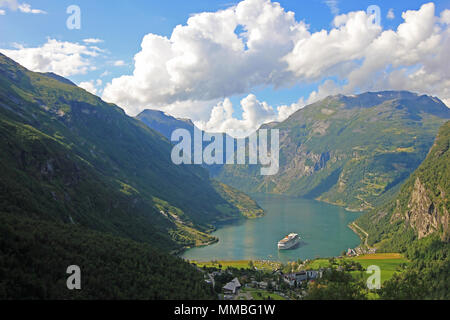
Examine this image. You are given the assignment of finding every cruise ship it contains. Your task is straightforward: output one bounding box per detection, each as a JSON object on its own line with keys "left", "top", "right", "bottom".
{"left": 278, "top": 233, "right": 300, "bottom": 250}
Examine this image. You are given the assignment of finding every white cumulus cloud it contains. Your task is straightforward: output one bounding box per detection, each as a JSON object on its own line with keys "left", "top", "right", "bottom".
{"left": 79, "top": 79, "right": 103, "bottom": 96}
{"left": 284, "top": 10, "right": 382, "bottom": 81}
{"left": 195, "top": 94, "right": 304, "bottom": 137}
{"left": 79, "top": 81, "right": 98, "bottom": 95}
{"left": 101, "top": 1, "right": 450, "bottom": 134}
{"left": 102, "top": 0, "right": 307, "bottom": 114}
{"left": 317, "top": 3, "right": 450, "bottom": 105}
{"left": 0, "top": 39, "right": 98, "bottom": 76}
{"left": 3, "top": 0, "right": 449, "bottom": 134}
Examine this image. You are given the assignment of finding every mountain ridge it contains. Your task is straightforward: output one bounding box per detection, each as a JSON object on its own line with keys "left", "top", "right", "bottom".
{"left": 0, "top": 53, "right": 233, "bottom": 299}
{"left": 214, "top": 91, "right": 450, "bottom": 211}
{"left": 136, "top": 109, "right": 196, "bottom": 140}
{"left": 0, "top": 53, "right": 262, "bottom": 250}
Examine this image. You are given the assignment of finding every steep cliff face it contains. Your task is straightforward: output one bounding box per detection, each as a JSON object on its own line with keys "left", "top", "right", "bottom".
{"left": 357, "top": 121, "right": 450, "bottom": 249}
{"left": 390, "top": 120, "right": 450, "bottom": 241}
{"left": 402, "top": 178, "right": 448, "bottom": 239}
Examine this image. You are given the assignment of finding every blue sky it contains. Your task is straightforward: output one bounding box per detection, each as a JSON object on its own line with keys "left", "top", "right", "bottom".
{"left": 1, "top": 0, "right": 444, "bottom": 86}
{"left": 1, "top": 0, "right": 449, "bottom": 134}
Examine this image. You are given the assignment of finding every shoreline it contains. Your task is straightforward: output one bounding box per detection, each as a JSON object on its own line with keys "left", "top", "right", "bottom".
{"left": 180, "top": 196, "right": 364, "bottom": 260}
{"left": 348, "top": 222, "right": 371, "bottom": 248}
{"left": 175, "top": 215, "right": 255, "bottom": 256}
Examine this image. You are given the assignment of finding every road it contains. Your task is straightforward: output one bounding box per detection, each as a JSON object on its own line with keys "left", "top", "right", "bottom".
{"left": 350, "top": 222, "right": 371, "bottom": 248}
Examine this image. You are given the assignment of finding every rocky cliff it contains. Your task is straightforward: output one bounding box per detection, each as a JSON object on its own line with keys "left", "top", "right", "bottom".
{"left": 396, "top": 177, "right": 449, "bottom": 239}
{"left": 357, "top": 121, "right": 450, "bottom": 249}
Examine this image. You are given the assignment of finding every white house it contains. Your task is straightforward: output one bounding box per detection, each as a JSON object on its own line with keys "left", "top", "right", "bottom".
{"left": 223, "top": 278, "right": 241, "bottom": 294}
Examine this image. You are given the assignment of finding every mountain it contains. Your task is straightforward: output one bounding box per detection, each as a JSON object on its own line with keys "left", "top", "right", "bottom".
{"left": 356, "top": 121, "right": 450, "bottom": 300}
{"left": 136, "top": 109, "right": 237, "bottom": 176}
{"left": 137, "top": 109, "right": 195, "bottom": 140}
{"left": 214, "top": 91, "right": 450, "bottom": 211}
{"left": 37, "top": 72, "right": 77, "bottom": 86}
{"left": 356, "top": 120, "right": 450, "bottom": 251}
{"left": 0, "top": 53, "right": 264, "bottom": 251}
{"left": 0, "top": 53, "right": 250, "bottom": 298}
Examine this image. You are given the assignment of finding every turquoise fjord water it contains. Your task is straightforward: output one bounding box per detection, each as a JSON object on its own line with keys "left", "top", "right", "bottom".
{"left": 182, "top": 195, "right": 362, "bottom": 263}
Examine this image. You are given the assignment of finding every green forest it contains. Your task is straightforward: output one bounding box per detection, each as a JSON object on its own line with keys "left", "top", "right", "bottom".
{"left": 0, "top": 212, "right": 214, "bottom": 299}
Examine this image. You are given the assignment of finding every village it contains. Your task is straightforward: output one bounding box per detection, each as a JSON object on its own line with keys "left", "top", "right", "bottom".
{"left": 193, "top": 243, "right": 377, "bottom": 300}
{"left": 346, "top": 246, "right": 377, "bottom": 257}
{"left": 196, "top": 260, "right": 326, "bottom": 300}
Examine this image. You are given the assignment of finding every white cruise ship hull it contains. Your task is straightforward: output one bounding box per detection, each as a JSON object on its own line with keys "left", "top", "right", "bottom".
{"left": 277, "top": 237, "right": 300, "bottom": 250}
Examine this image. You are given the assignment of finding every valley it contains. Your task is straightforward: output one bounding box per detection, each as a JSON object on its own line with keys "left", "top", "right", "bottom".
{"left": 0, "top": 52, "right": 448, "bottom": 300}
{"left": 141, "top": 96, "right": 450, "bottom": 300}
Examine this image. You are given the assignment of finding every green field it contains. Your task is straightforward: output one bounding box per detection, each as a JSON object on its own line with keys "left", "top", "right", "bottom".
{"left": 191, "top": 253, "right": 408, "bottom": 283}
{"left": 352, "top": 254, "right": 409, "bottom": 283}
{"left": 190, "top": 260, "right": 282, "bottom": 271}
{"left": 305, "top": 253, "right": 409, "bottom": 283}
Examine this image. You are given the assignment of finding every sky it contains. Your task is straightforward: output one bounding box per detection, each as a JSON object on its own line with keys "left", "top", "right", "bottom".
{"left": 1, "top": 0, "right": 450, "bottom": 135}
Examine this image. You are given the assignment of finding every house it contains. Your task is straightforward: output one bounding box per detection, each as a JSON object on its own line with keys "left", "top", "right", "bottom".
{"left": 306, "top": 270, "right": 323, "bottom": 280}
{"left": 223, "top": 278, "right": 241, "bottom": 295}
{"left": 294, "top": 271, "right": 308, "bottom": 282}
{"left": 283, "top": 271, "right": 308, "bottom": 287}
{"left": 283, "top": 270, "right": 323, "bottom": 287}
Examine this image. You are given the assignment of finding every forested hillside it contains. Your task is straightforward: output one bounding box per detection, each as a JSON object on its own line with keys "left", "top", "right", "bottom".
{"left": 0, "top": 212, "right": 214, "bottom": 299}
{"left": 356, "top": 121, "right": 449, "bottom": 299}
{"left": 0, "top": 53, "right": 261, "bottom": 249}
{"left": 0, "top": 53, "right": 262, "bottom": 299}
{"left": 357, "top": 121, "right": 449, "bottom": 251}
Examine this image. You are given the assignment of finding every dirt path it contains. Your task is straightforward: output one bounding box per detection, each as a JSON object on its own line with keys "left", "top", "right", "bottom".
{"left": 350, "top": 222, "right": 371, "bottom": 248}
